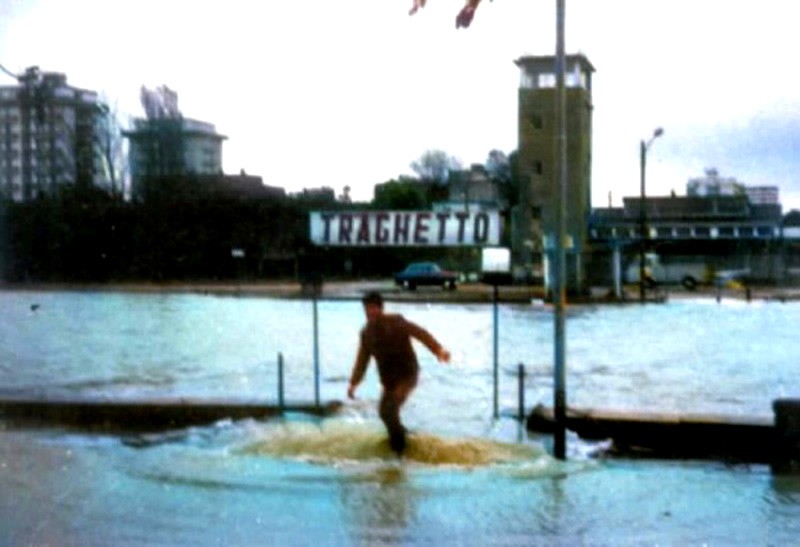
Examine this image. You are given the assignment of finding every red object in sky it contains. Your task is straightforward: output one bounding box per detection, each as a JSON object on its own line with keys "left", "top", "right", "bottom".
{"left": 409, "top": 0, "right": 427, "bottom": 16}
{"left": 409, "top": 0, "right": 485, "bottom": 28}
{"left": 456, "top": 0, "right": 481, "bottom": 28}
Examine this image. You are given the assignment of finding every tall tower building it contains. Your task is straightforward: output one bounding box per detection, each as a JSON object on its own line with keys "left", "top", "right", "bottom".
{"left": 513, "top": 54, "right": 594, "bottom": 293}
{"left": 0, "top": 67, "right": 103, "bottom": 201}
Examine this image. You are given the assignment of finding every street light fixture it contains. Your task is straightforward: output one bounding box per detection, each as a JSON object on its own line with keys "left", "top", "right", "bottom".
{"left": 639, "top": 127, "right": 664, "bottom": 303}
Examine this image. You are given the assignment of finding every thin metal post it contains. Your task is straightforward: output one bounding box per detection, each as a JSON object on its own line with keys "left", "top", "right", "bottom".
{"left": 312, "top": 289, "right": 320, "bottom": 408}
{"left": 517, "top": 363, "right": 526, "bottom": 422}
{"left": 277, "top": 352, "right": 285, "bottom": 412}
{"left": 493, "top": 283, "right": 499, "bottom": 420}
{"left": 613, "top": 242, "right": 622, "bottom": 299}
{"left": 639, "top": 139, "right": 647, "bottom": 303}
{"left": 638, "top": 128, "right": 662, "bottom": 303}
{"left": 553, "top": 0, "right": 568, "bottom": 461}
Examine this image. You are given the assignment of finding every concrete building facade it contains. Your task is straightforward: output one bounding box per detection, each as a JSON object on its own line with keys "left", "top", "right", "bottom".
{"left": 589, "top": 194, "right": 786, "bottom": 286}
{"left": 124, "top": 116, "right": 226, "bottom": 200}
{"left": 0, "top": 66, "right": 103, "bottom": 201}
{"left": 745, "top": 186, "right": 780, "bottom": 206}
{"left": 513, "top": 54, "right": 594, "bottom": 292}
{"left": 687, "top": 168, "right": 745, "bottom": 198}
{"left": 439, "top": 164, "right": 508, "bottom": 213}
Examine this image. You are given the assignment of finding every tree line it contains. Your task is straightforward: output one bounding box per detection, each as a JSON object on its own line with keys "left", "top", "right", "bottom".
{"left": 0, "top": 180, "right": 308, "bottom": 283}
{"left": 0, "top": 149, "right": 518, "bottom": 283}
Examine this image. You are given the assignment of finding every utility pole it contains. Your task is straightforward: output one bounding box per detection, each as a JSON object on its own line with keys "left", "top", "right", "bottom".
{"left": 553, "top": 0, "right": 568, "bottom": 461}
{"left": 639, "top": 128, "right": 664, "bottom": 303}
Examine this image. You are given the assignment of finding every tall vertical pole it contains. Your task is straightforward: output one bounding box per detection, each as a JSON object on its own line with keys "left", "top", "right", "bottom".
{"left": 517, "top": 363, "right": 526, "bottom": 422}
{"left": 553, "top": 0, "right": 568, "bottom": 461}
{"left": 638, "top": 128, "right": 663, "bottom": 301}
{"left": 492, "top": 283, "right": 499, "bottom": 419}
{"left": 312, "top": 289, "right": 320, "bottom": 407}
{"left": 277, "top": 352, "right": 285, "bottom": 412}
{"left": 639, "top": 139, "right": 647, "bottom": 303}
{"left": 613, "top": 243, "right": 622, "bottom": 299}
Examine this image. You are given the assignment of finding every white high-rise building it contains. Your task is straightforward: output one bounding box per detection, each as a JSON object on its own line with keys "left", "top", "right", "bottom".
{"left": 687, "top": 168, "right": 780, "bottom": 206}
{"left": 123, "top": 86, "right": 226, "bottom": 200}
{"left": 745, "top": 185, "right": 780, "bottom": 205}
{"left": 686, "top": 168, "right": 745, "bottom": 197}
{"left": 125, "top": 118, "right": 226, "bottom": 177}
{"left": 0, "top": 66, "right": 104, "bottom": 201}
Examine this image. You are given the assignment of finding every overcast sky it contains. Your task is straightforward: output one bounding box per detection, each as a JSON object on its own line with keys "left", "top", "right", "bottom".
{"left": 2, "top": 0, "right": 799, "bottom": 209}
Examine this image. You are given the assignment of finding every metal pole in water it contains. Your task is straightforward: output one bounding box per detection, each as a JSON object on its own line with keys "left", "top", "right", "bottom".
{"left": 493, "top": 283, "right": 499, "bottom": 420}
{"left": 277, "top": 352, "right": 285, "bottom": 412}
{"left": 518, "top": 363, "right": 526, "bottom": 422}
{"left": 553, "top": 0, "right": 568, "bottom": 461}
{"left": 312, "top": 288, "right": 320, "bottom": 408}
{"left": 639, "top": 139, "right": 647, "bottom": 304}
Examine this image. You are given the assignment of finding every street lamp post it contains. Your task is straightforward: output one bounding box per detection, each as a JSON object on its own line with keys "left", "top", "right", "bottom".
{"left": 638, "top": 127, "right": 664, "bottom": 303}
{"left": 553, "top": 0, "right": 568, "bottom": 460}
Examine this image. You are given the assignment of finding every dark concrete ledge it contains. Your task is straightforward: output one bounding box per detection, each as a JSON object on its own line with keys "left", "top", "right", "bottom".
{"left": 0, "top": 397, "right": 343, "bottom": 433}
{"left": 527, "top": 404, "right": 776, "bottom": 464}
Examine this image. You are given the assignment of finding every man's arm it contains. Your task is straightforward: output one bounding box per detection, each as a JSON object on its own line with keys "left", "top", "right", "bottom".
{"left": 348, "top": 332, "right": 371, "bottom": 398}
{"left": 404, "top": 318, "right": 451, "bottom": 363}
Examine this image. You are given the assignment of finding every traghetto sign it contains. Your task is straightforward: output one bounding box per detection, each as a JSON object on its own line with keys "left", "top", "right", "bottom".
{"left": 310, "top": 210, "right": 501, "bottom": 247}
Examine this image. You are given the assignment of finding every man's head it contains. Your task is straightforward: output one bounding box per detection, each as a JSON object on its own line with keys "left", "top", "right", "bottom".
{"left": 361, "top": 291, "right": 384, "bottom": 322}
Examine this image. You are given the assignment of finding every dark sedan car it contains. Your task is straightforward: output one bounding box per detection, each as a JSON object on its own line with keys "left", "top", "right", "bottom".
{"left": 394, "top": 262, "right": 458, "bottom": 290}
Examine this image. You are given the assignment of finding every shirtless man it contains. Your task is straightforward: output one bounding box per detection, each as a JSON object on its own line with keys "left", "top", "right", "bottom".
{"left": 347, "top": 291, "right": 450, "bottom": 454}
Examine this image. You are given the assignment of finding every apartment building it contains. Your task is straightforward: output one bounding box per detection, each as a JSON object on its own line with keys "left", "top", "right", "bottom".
{"left": 124, "top": 116, "right": 226, "bottom": 200}
{"left": 0, "top": 66, "right": 103, "bottom": 201}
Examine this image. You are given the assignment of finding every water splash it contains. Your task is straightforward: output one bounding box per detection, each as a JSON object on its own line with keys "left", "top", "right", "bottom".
{"left": 238, "top": 419, "right": 544, "bottom": 467}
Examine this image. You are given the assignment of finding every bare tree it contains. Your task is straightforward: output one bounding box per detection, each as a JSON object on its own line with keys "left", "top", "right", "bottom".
{"left": 410, "top": 149, "right": 462, "bottom": 184}
{"left": 485, "top": 149, "right": 511, "bottom": 182}
{"left": 95, "top": 95, "right": 128, "bottom": 198}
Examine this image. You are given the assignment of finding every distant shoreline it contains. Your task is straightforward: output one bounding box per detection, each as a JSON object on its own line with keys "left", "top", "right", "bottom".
{"left": 4, "top": 279, "right": 800, "bottom": 304}
{"left": 0, "top": 280, "right": 539, "bottom": 303}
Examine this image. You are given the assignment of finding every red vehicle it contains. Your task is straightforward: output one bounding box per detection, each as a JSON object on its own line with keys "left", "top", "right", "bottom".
{"left": 394, "top": 262, "right": 458, "bottom": 290}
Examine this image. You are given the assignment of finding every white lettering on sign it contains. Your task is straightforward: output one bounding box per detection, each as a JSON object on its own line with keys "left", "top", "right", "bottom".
{"left": 309, "top": 210, "right": 501, "bottom": 247}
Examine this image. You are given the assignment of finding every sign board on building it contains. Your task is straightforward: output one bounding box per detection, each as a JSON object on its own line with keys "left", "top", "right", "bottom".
{"left": 310, "top": 210, "right": 501, "bottom": 247}
{"left": 481, "top": 247, "right": 511, "bottom": 272}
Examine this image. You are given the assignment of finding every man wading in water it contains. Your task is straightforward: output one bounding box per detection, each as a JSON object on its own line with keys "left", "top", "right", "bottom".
{"left": 347, "top": 292, "right": 451, "bottom": 455}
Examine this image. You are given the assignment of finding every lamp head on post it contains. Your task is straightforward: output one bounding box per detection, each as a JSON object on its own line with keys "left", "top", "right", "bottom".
{"left": 644, "top": 127, "right": 664, "bottom": 149}
{"left": 639, "top": 126, "right": 664, "bottom": 303}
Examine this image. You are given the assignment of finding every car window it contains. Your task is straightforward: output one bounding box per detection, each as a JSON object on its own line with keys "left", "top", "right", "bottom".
{"left": 404, "top": 263, "right": 443, "bottom": 275}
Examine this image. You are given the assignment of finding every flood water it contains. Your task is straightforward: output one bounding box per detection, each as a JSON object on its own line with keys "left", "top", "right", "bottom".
{"left": 1, "top": 289, "right": 799, "bottom": 545}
